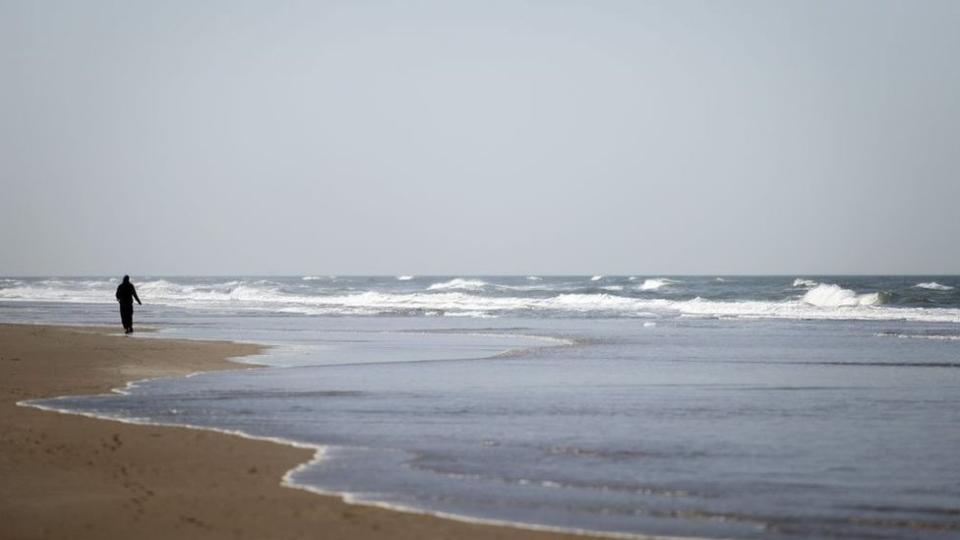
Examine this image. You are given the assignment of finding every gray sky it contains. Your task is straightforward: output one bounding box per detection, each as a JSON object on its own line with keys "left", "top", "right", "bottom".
{"left": 2, "top": 0, "right": 958, "bottom": 276}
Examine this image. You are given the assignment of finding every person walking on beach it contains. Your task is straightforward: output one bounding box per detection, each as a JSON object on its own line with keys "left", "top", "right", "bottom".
{"left": 115, "top": 275, "right": 142, "bottom": 334}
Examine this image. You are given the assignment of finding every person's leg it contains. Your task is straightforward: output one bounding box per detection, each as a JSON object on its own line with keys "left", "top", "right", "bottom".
{"left": 120, "top": 304, "right": 132, "bottom": 332}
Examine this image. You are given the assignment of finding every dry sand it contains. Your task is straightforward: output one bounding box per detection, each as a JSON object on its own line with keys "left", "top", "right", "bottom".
{"left": 0, "top": 323, "right": 607, "bottom": 540}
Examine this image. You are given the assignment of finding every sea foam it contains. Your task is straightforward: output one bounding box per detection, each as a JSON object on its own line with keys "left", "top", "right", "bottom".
{"left": 876, "top": 331, "right": 960, "bottom": 341}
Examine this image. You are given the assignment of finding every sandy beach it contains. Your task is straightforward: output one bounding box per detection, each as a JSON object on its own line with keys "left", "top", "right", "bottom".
{"left": 0, "top": 323, "right": 599, "bottom": 540}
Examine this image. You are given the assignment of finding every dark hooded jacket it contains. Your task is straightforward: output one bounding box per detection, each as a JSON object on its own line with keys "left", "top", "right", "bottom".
{"left": 115, "top": 278, "right": 140, "bottom": 305}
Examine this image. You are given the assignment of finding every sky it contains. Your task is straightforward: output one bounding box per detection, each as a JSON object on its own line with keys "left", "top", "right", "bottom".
{"left": 2, "top": 0, "right": 958, "bottom": 276}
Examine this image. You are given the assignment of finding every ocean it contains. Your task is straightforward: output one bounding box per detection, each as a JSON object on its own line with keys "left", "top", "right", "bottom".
{"left": 2, "top": 275, "right": 959, "bottom": 539}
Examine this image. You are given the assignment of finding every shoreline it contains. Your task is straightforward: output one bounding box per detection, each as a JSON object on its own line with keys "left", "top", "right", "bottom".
{"left": 1, "top": 323, "right": 656, "bottom": 540}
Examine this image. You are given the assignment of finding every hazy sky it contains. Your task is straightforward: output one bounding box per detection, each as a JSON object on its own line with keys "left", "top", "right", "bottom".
{"left": 2, "top": 0, "right": 958, "bottom": 275}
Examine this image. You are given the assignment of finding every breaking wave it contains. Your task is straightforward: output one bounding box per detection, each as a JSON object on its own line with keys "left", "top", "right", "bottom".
{"left": 638, "top": 278, "right": 675, "bottom": 291}
{"left": 396, "top": 275, "right": 414, "bottom": 281}
{"left": 427, "top": 279, "right": 488, "bottom": 291}
{"left": 2, "top": 277, "right": 959, "bottom": 322}
{"left": 0, "top": 278, "right": 119, "bottom": 303}
{"left": 792, "top": 279, "right": 819, "bottom": 288}
{"left": 914, "top": 282, "right": 954, "bottom": 291}
{"left": 802, "top": 284, "right": 885, "bottom": 307}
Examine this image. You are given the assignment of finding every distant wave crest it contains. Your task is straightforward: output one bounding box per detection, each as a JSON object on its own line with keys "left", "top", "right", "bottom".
{"left": 638, "top": 278, "right": 675, "bottom": 291}
{"left": 914, "top": 281, "right": 954, "bottom": 291}
{"left": 792, "top": 278, "right": 819, "bottom": 288}
{"left": 427, "top": 279, "right": 488, "bottom": 291}
{"left": 876, "top": 331, "right": 960, "bottom": 341}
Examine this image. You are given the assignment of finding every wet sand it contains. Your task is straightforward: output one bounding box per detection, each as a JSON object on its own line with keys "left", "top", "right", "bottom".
{"left": 0, "top": 323, "right": 615, "bottom": 540}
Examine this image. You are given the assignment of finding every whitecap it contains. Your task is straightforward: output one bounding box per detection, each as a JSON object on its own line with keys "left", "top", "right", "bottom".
{"left": 396, "top": 275, "right": 415, "bottom": 281}
{"left": 802, "top": 284, "right": 884, "bottom": 307}
{"left": 792, "top": 278, "right": 819, "bottom": 288}
{"left": 913, "top": 282, "right": 954, "bottom": 291}
{"left": 590, "top": 275, "right": 603, "bottom": 281}
{"left": 638, "top": 278, "right": 674, "bottom": 291}
{"left": 427, "top": 279, "right": 488, "bottom": 291}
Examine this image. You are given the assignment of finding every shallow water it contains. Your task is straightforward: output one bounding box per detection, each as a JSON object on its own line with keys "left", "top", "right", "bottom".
{"left": 5, "top": 275, "right": 960, "bottom": 539}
